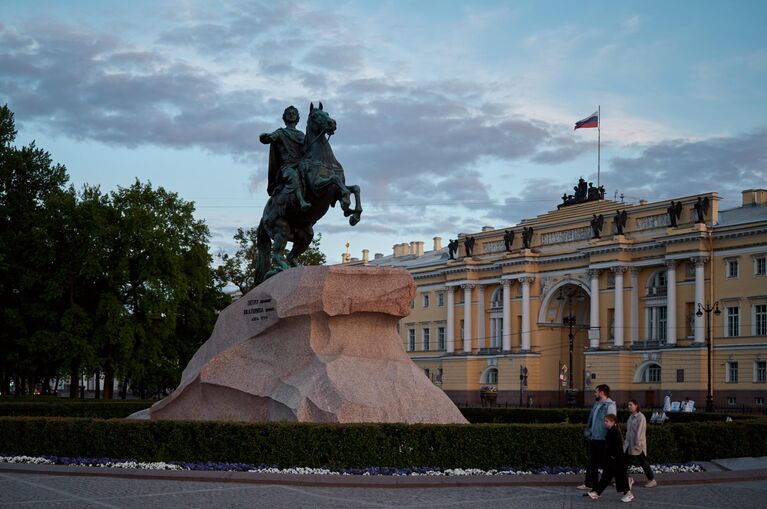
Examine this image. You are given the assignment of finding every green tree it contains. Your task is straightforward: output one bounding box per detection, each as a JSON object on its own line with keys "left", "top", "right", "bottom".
{"left": 0, "top": 105, "right": 228, "bottom": 400}
{"left": 0, "top": 104, "right": 70, "bottom": 395}
{"left": 216, "top": 229, "right": 326, "bottom": 294}
{"left": 110, "top": 180, "right": 224, "bottom": 398}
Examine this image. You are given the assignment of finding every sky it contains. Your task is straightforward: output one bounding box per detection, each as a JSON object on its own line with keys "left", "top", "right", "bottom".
{"left": 1, "top": 0, "right": 766, "bottom": 265}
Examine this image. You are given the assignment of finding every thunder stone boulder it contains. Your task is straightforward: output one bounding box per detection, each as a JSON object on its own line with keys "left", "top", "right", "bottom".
{"left": 135, "top": 265, "right": 467, "bottom": 424}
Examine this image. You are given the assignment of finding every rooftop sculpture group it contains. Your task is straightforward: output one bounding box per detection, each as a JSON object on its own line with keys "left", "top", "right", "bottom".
{"left": 559, "top": 178, "right": 605, "bottom": 208}
{"left": 255, "top": 103, "right": 362, "bottom": 286}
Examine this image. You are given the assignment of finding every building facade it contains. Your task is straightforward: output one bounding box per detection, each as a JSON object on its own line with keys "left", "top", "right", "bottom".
{"left": 344, "top": 187, "right": 767, "bottom": 409}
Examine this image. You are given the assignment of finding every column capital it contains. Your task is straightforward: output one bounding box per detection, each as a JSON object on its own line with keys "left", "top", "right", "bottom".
{"left": 501, "top": 279, "right": 513, "bottom": 287}
{"left": 587, "top": 269, "right": 601, "bottom": 278}
{"left": 691, "top": 256, "right": 710, "bottom": 266}
{"left": 517, "top": 276, "right": 535, "bottom": 284}
{"left": 460, "top": 283, "right": 476, "bottom": 290}
{"left": 664, "top": 259, "right": 678, "bottom": 269}
{"left": 611, "top": 266, "right": 628, "bottom": 274}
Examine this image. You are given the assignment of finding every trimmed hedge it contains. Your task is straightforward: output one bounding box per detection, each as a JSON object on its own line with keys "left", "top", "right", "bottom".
{"left": 460, "top": 407, "right": 761, "bottom": 424}
{"left": 1, "top": 417, "right": 765, "bottom": 469}
{"left": 1, "top": 402, "right": 760, "bottom": 425}
{"left": 0, "top": 401, "right": 153, "bottom": 419}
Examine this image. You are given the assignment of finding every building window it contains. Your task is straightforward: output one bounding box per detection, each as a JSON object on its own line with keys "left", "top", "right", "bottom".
{"left": 685, "top": 262, "right": 696, "bottom": 279}
{"left": 422, "top": 294, "right": 430, "bottom": 308}
{"left": 487, "top": 368, "right": 498, "bottom": 384}
{"left": 755, "top": 360, "right": 766, "bottom": 383}
{"left": 677, "top": 369, "right": 685, "bottom": 382}
{"left": 755, "top": 304, "right": 767, "bottom": 336}
{"left": 460, "top": 320, "right": 464, "bottom": 340}
{"left": 728, "top": 397, "right": 737, "bottom": 407}
{"left": 754, "top": 256, "right": 766, "bottom": 276}
{"left": 437, "top": 292, "right": 445, "bottom": 307}
{"left": 423, "top": 327, "right": 430, "bottom": 351}
{"left": 408, "top": 329, "right": 415, "bottom": 351}
{"left": 489, "top": 317, "right": 503, "bottom": 348}
{"left": 490, "top": 287, "right": 503, "bottom": 309}
{"left": 410, "top": 300, "right": 414, "bottom": 309}
{"left": 424, "top": 368, "right": 430, "bottom": 379}
{"left": 647, "top": 306, "right": 667, "bottom": 341}
{"left": 437, "top": 327, "right": 445, "bottom": 350}
{"left": 647, "top": 271, "right": 667, "bottom": 296}
{"left": 643, "top": 364, "right": 661, "bottom": 383}
{"left": 436, "top": 368, "right": 443, "bottom": 384}
{"left": 756, "top": 397, "right": 765, "bottom": 406}
{"left": 608, "top": 309, "right": 615, "bottom": 340}
{"left": 726, "top": 361, "right": 739, "bottom": 383}
{"left": 726, "top": 259, "right": 739, "bottom": 279}
{"left": 726, "top": 306, "right": 740, "bottom": 337}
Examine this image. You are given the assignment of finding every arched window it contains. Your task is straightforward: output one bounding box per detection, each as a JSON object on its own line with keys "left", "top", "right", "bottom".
{"left": 636, "top": 362, "right": 662, "bottom": 383}
{"left": 490, "top": 287, "right": 503, "bottom": 309}
{"left": 647, "top": 269, "right": 667, "bottom": 296}
{"left": 480, "top": 367, "right": 498, "bottom": 384}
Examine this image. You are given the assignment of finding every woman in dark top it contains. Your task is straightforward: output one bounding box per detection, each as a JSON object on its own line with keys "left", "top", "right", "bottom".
{"left": 587, "top": 414, "right": 635, "bottom": 503}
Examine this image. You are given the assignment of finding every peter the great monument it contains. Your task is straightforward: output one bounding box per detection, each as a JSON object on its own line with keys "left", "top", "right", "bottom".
{"left": 131, "top": 103, "right": 467, "bottom": 424}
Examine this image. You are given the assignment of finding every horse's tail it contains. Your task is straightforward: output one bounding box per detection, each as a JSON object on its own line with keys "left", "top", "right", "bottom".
{"left": 254, "top": 219, "right": 271, "bottom": 287}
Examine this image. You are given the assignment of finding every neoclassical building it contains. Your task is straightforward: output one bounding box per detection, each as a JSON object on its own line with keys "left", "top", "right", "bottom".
{"left": 343, "top": 187, "right": 767, "bottom": 409}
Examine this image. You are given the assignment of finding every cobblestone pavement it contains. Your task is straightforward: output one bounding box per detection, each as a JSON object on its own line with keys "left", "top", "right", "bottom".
{"left": 1, "top": 473, "right": 766, "bottom": 509}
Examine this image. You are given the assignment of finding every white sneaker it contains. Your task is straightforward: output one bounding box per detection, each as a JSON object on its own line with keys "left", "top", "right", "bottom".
{"left": 588, "top": 491, "right": 600, "bottom": 500}
{"left": 577, "top": 484, "right": 591, "bottom": 490}
{"left": 621, "top": 492, "right": 634, "bottom": 503}
{"left": 645, "top": 479, "right": 657, "bottom": 488}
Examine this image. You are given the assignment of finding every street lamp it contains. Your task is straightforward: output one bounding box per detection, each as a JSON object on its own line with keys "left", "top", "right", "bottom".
{"left": 696, "top": 301, "right": 721, "bottom": 412}
{"left": 558, "top": 287, "right": 584, "bottom": 408}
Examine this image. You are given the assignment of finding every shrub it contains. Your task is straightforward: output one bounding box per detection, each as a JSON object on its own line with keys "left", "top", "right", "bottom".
{"left": 1, "top": 417, "right": 764, "bottom": 469}
{"left": 460, "top": 407, "right": 760, "bottom": 424}
{"left": 0, "top": 401, "right": 153, "bottom": 419}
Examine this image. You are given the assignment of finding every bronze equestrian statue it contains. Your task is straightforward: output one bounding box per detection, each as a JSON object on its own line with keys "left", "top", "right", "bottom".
{"left": 255, "top": 103, "right": 362, "bottom": 285}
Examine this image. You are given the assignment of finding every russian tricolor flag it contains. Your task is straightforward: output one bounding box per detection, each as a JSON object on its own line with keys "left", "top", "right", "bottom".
{"left": 574, "top": 111, "right": 599, "bottom": 130}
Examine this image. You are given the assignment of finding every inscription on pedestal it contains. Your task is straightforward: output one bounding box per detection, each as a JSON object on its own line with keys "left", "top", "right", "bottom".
{"left": 243, "top": 298, "right": 275, "bottom": 322}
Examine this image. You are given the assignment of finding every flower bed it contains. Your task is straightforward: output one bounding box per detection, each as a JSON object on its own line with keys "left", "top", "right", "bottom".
{"left": 0, "top": 455, "right": 705, "bottom": 476}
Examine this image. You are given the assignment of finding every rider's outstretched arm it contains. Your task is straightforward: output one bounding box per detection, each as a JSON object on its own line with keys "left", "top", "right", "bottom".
{"left": 260, "top": 131, "right": 278, "bottom": 144}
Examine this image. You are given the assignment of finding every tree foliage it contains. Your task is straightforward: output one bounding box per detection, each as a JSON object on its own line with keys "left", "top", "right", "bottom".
{"left": 0, "top": 105, "right": 228, "bottom": 398}
{"left": 216, "top": 229, "right": 326, "bottom": 294}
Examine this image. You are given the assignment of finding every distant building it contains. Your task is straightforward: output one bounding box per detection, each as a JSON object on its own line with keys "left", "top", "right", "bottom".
{"left": 343, "top": 188, "right": 767, "bottom": 409}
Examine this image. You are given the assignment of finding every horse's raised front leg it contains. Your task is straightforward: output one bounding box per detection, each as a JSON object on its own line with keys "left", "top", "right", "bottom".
{"left": 345, "top": 184, "right": 362, "bottom": 226}
{"left": 315, "top": 174, "right": 352, "bottom": 209}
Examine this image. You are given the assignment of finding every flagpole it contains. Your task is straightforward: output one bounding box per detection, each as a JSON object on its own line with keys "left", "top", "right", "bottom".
{"left": 597, "top": 105, "right": 601, "bottom": 192}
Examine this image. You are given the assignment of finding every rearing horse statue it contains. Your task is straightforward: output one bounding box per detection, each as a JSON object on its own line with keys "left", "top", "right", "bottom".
{"left": 254, "top": 102, "right": 362, "bottom": 285}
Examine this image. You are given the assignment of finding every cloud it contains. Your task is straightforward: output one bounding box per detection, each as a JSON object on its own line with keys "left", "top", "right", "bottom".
{"left": 603, "top": 128, "right": 767, "bottom": 204}
{"left": 5, "top": 2, "right": 762, "bottom": 244}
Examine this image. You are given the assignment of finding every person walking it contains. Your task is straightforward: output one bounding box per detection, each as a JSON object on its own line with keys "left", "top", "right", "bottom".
{"left": 578, "top": 384, "right": 617, "bottom": 491}
{"left": 624, "top": 399, "right": 657, "bottom": 487}
{"left": 587, "top": 414, "right": 634, "bottom": 503}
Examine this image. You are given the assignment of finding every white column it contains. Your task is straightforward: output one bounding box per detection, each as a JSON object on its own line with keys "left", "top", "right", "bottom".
{"left": 463, "top": 284, "right": 473, "bottom": 353}
{"left": 476, "top": 285, "right": 485, "bottom": 350}
{"left": 665, "top": 260, "right": 677, "bottom": 346}
{"left": 612, "top": 267, "right": 626, "bottom": 348}
{"left": 588, "top": 269, "right": 601, "bottom": 349}
{"left": 630, "top": 268, "right": 640, "bottom": 344}
{"left": 446, "top": 286, "right": 455, "bottom": 353}
{"left": 502, "top": 280, "right": 512, "bottom": 351}
{"left": 519, "top": 276, "right": 534, "bottom": 351}
{"left": 693, "top": 257, "right": 707, "bottom": 344}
